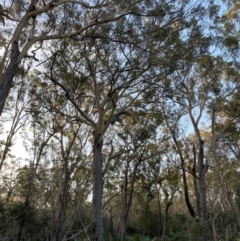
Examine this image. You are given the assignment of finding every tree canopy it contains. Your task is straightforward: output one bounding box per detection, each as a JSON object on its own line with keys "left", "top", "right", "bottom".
{"left": 0, "top": 0, "right": 240, "bottom": 241}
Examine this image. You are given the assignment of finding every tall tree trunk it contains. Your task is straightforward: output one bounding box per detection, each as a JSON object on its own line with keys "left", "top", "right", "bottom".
{"left": 161, "top": 198, "right": 173, "bottom": 238}
{"left": 198, "top": 141, "right": 208, "bottom": 221}
{"left": 121, "top": 160, "right": 129, "bottom": 239}
{"left": 193, "top": 144, "right": 201, "bottom": 216}
{"left": 198, "top": 140, "right": 209, "bottom": 240}
{"left": 56, "top": 166, "right": 70, "bottom": 241}
{"left": 173, "top": 136, "right": 196, "bottom": 218}
{"left": 92, "top": 133, "right": 103, "bottom": 241}
{"left": 0, "top": 41, "right": 20, "bottom": 116}
{"left": 121, "top": 156, "right": 142, "bottom": 239}
{"left": 17, "top": 195, "right": 30, "bottom": 241}
{"left": 157, "top": 188, "right": 162, "bottom": 236}
{"left": 143, "top": 195, "right": 150, "bottom": 236}
{"left": 188, "top": 106, "right": 209, "bottom": 234}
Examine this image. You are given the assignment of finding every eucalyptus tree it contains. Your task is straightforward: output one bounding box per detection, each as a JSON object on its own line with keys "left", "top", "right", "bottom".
{"left": 139, "top": 2, "right": 208, "bottom": 221}
{"left": 159, "top": 47, "right": 240, "bottom": 241}
{"left": 52, "top": 122, "right": 81, "bottom": 241}
{"left": 51, "top": 120, "right": 93, "bottom": 241}
{"left": 0, "top": 1, "right": 221, "bottom": 240}
{"left": 41, "top": 35, "right": 155, "bottom": 240}
{"left": 17, "top": 117, "right": 57, "bottom": 241}
{"left": 113, "top": 110, "right": 159, "bottom": 238}
{"left": 204, "top": 74, "right": 240, "bottom": 238}
{"left": 135, "top": 139, "right": 180, "bottom": 238}
{"left": 38, "top": 1, "right": 214, "bottom": 239}
{"left": 210, "top": 0, "right": 240, "bottom": 57}
{"left": 206, "top": 135, "right": 240, "bottom": 240}
{"left": 25, "top": 71, "right": 94, "bottom": 240}
{"left": 0, "top": 0, "right": 150, "bottom": 116}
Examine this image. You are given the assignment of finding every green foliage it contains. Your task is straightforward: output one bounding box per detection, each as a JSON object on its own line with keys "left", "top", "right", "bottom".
{"left": 136, "top": 209, "right": 160, "bottom": 237}
{"left": 224, "top": 36, "right": 239, "bottom": 49}
{"left": 125, "top": 234, "right": 151, "bottom": 241}
{"left": 0, "top": 202, "right": 50, "bottom": 239}
{"left": 168, "top": 230, "right": 189, "bottom": 241}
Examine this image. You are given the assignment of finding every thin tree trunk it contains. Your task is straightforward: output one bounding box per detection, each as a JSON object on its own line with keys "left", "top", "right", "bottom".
{"left": 211, "top": 212, "right": 219, "bottom": 241}
{"left": 157, "top": 188, "right": 162, "bottom": 237}
{"left": 193, "top": 144, "right": 201, "bottom": 216}
{"left": 188, "top": 106, "right": 209, "bottom": 226}
{"left": 17, "top": 195, "right": 30, "bottom": 241}
{"left": 143, "top": 196, "right": 150, "bottom": 236}
{"left": 198, "top": 141, "right": 208, "bottom": 221}
{"left": 161, "top": 200, "right": 172, "bottom": 238}
{"left": 17, "top": 133, "right": 52, "bottom": 241}
{"left": 92, "top": 133, "right": 103, "bottom": 241}
{"left": 17, "top": 163, "right": 39, "bottom": 241}
{"left": 121, "top": 155, "right": 142, "bottom": 239}
{"left": 173, "top": 136, "right": 196, "bottom": 218}
{"left": 219, "top": 172, "right": 240, "bottom": 230}
{"left": 198, "top": 140, "right": 209, "bottom": 240}
{"left": 0, "top": 105, "right": 27, "bottom": 171}
{"left": 161, "top": 188, "right": 176, "bottom": 239}
{"left": 121, "top": 160, "right": 129, "bottom": 239}
{"left": 56, "top": 167, "right": 70, "bottom": 241}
